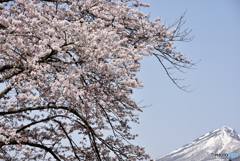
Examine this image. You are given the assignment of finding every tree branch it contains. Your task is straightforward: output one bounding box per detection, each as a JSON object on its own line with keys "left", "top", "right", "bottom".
{"left": 16, "top": 115, "right": 70, "bottom": 133}
{"left": 0, "top": 86, "right": 12, "bottom": 99}
{"left": 53, "top": 119, "right": 81, "bottom": 161}
{"left": 0, "top": 141, "right": 61, "bottom": 161}
{"left": 0, "top": 68, "right": 23, "bottom": 83}
{"left": 0, "top": 0, "right": 58, "bottom": 3}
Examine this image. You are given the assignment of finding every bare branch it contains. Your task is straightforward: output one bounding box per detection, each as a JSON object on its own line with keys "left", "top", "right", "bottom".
{"left": 0, "top": 86, "right": 12, "bottom": 99}
{"left": 0, "top": 141, "right": 61, "bottom": 161}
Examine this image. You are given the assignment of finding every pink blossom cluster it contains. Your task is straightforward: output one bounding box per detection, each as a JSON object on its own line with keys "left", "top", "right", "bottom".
{"left": 0, "top": 128, "right": 20, "bottom": 144}
{"left": 0, "top": 0, "right": 192, "bottom": 160}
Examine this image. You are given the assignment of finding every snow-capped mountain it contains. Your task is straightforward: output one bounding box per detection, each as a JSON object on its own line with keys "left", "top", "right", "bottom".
{"left": 156, "top": 126, "right": 240, "bottom": 161}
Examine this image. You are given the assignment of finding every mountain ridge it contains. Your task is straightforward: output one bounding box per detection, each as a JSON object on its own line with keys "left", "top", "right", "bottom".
{"left": 155, "top": 126, "right": 240, "bottom": 161}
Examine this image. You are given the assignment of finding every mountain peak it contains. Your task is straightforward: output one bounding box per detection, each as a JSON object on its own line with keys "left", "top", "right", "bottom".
{"left": 156, "top": 127, "right": 240, "bottom": 161}
{"left": 213, "top": 126, "right": 240, "bottom": 141}
{"left": 192, "top": 126, "right": 240, "bottom": 143}
{"left": 219, "top": 126, "right": 235, "bottom": 133}
{"left": 220, "top": 126, "right": 233, "bottom": 131}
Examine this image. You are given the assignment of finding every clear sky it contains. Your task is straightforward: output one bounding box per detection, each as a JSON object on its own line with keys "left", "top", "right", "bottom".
{"left": 0, "top": 0, "right": 239, "bottom": 160}
{"left": 130, "top": 0, "right": 240, "bottom": 159}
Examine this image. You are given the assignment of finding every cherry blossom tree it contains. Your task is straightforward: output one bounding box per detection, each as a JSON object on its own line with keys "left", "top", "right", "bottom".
{"left": 0, "top": 0, "right": 194, "bottom": 160}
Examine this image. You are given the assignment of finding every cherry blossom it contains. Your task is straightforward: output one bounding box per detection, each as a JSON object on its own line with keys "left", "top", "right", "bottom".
{"left": 0, "top": 0, "right": 194, "bottom": 160}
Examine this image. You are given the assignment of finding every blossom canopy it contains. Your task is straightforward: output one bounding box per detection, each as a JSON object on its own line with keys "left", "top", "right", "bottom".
{"left": 0, "top": 0, "right": 193, "bottom": 160}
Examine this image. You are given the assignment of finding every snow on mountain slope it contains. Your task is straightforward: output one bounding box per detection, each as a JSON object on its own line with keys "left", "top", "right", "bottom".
{"left": 156, "top": 126, "right": 240, "bottom": 161}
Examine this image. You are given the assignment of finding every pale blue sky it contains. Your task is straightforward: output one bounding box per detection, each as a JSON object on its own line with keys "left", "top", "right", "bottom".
{"left": 130, "top": 0, "right": 240, "bottom": 159}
